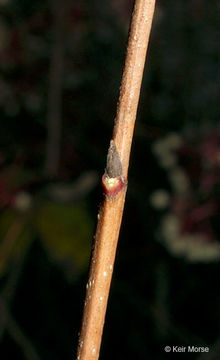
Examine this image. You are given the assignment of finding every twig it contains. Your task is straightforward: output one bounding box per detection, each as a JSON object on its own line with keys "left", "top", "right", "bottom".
{"left": 76, "top": 1, "right": 156, "bottom": 359}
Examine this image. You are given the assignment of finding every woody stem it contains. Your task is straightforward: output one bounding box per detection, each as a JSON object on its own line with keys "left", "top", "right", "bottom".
{"left": 76, "top": 1, "right": 156, "bottom": 359}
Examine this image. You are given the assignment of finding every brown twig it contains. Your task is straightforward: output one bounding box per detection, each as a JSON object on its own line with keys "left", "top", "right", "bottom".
{"left": 76, "top": 1, "right": 156, "bottom": 359}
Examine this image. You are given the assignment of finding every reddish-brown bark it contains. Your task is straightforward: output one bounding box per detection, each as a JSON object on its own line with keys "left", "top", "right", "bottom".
{"left": 76, "top": 1, "right": 156, "bottom": 359}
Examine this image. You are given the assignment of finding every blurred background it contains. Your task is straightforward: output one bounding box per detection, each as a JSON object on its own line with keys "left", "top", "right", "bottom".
{"left": 0, "top": 0, "right": 219, "bottom": 359}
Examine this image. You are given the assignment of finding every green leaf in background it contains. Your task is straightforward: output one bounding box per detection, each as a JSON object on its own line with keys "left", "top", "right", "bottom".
{"left": 35, "top": 201, "right": 92, "bottom": 278}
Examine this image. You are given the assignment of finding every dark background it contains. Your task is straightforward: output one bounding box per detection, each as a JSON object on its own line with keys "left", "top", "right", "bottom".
{"left": 0, "top": 0, "right": 219, "bottom": 359}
